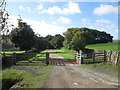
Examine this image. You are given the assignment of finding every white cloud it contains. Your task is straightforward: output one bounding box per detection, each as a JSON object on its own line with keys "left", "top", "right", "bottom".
{"left": 18, "top": 6, "right": 31, "bottom": 12}
{"left": 96, "top": 19, "right": 111, "bottom": 24}
{"left": 93, "top": 4, "right": 118, "bottom": 15}
{"left": 54, "top": 16, "right": 72, "bottom": 24}
{"left": 36, "top": 4, "right": 44, "bottom": 10}
{"left": 9, "top": 15, "right": 66, "bottom": 37}
{"left": 48, "top": 0, "right": 56, "bottom": 3}
{"left": 79, "top": 18, "right": 117, "bottom": 34}
{"left": 80, "top": 18, "right": 90, "bottom": 22}
{"left": 41, "top": 2, "right": 81, "bottom": 15}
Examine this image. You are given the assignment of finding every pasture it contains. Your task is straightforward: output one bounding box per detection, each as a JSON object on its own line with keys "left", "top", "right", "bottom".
{"left": 86, "top": 42, "right": 120, "bottom": 51}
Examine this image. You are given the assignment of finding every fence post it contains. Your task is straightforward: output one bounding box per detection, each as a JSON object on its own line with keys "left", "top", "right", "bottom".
{"left": 93, "top": 54, "right": 95, "bottom": 62}
{"left": 75, "top": 53, "right": 76, "bottom": 61}
{"left": 104, "top": 50, "right": 106, "bottom": 63}
{"left": 76, "top": 50, "right": 83, "bottom": 64}
{"left": 46, "top": 53, "right": 49, "bottom": 65}
{"left": 80, "top": 51, "right": 83, "bottom": 64}
{"left": 13, "top": 53, "right": 16, "bottom": 65}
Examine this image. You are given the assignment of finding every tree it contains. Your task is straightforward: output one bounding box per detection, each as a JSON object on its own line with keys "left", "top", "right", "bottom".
{"left": 68, "top": 30, "right": 93, "bottom": 53}
{"left": 10, "top": 19, "right": 35, "bottom": 51}
{"left": 45, "top": 35, "right": 54, "bottom": 49}
{"left": 34, "top": 34, "right": 48, "bottom": 51}
{"left": 63, "top": 27, "right": 113, "bottom": 53}
{"left": 89, "top": 29, "right": 113, "bottom": 44}
{"left": 50, "top": 34, "right": 64, "bottom": 49}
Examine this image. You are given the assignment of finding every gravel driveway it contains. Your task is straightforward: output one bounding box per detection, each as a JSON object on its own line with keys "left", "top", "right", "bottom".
{"left": 43, "top": 50, "right": 118, "bottom": 88}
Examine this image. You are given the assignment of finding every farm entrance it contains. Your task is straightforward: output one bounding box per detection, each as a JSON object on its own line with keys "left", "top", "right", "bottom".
{"left": 48, "top": 50, "right": 75, "bottom": 66}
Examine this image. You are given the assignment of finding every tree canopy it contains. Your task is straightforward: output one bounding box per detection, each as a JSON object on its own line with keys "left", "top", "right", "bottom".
{"left": 64, "top": 27, "right": 113, "bottom": 52}
{"left": 50, "top": 34, "right": 64, "bottom": 49}
{"left": 45, "top": 34, "right": 64, "bottom": 49}
{"left": 34, "top": 34, "right": 48, "bottom": 51}
{"left": 10, "top": 19, "right": 35, "bottom": 51}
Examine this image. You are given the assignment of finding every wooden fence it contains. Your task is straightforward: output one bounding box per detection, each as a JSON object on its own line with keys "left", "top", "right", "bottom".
{"left": 93, "top": 52, "right": 106, "bottom": 62}
{"left": 2, "top": 52, "right": 49, "bottom": 69}
{"left": 75, "top": 51, "right": 106, "bottom": 64}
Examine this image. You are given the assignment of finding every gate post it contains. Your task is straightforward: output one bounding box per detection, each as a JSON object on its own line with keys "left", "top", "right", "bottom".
{"left": 104, "top": 50, "right": 106, "bottom": 63}
{"left": 46, "top": 53, "right": 49, "bottom": 65}
{"left": 76, "top": 50, "right": 83, "bottom": 64}
{"left": 80, "top": 50, "right": 83, "bottom": 64}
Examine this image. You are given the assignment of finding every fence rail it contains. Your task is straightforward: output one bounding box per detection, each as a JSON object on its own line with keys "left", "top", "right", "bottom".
{"left": 2, "top": 52, "right": 49, "bottom": 69}
{"left": 75, "top": 51, "right": 106, "bottom": 64}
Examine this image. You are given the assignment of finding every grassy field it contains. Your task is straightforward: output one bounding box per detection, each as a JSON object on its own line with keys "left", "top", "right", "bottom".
{"left": 2, "top": 49, "right": 53, "bottom": 89}
{"left": 86, "top": 42, "right": 120, "bottom": 51}
{"left": 54, "top": 49, "right": 75, "bottom": 60}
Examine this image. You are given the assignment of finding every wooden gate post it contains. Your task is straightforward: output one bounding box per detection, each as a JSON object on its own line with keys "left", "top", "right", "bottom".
{"left": 76, "top": 50, "right": 83, "bottom": 64}
{"left": 80, "top": 50, "right": 83, "bottom": 64}
{"left": 104, "top": 50, "right": 106, "bottom": 63}
{"left": 46, "top": 53, "right": 49, "bottom": 65}
{"left": 13, "top": 53, "right": 16, "bottom": 65}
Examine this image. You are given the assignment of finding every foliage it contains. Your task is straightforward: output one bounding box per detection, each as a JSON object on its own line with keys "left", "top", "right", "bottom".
{"left": 86, "top": 42, "right": 120, "bottom": 51}
{"left": 64, "top": 27, "right": 113, "bottom": 52}
{"left": 10, "top": 19, "right": 35, "bottom": 51}
{"left": 34, "top": 34, "right": 48, "bottom": 52}
{"left": 50, "top": 34, "right": 64, "bottom": 49}
{"left": 45, "top": 34, "right": 64, "bottom": 49}
{"left": 45, "top": 35, "right": 54, "bottom": 49}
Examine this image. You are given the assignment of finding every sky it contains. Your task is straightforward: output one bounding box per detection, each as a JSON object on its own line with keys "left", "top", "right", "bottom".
{"left": 5, "top": 0, "right": 119, "bottom": 40}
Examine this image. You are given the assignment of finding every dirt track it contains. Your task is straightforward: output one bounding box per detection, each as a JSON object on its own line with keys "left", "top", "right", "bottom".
{"left": 43, "top": 50, "right": 118, "bottom": 88}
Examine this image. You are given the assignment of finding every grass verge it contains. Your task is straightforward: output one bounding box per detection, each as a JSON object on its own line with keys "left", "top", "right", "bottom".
{"left": 2, "top": 65, "right": 53, "bottom": 89}
{"left": 81, "top": 62, "right": 118, "bottom": 75}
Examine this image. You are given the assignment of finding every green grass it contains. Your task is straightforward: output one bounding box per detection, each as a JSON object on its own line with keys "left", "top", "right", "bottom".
{"left": 41, "top": 49, "right": 48, "bottom": 53}
{"left": 54, "top": 49, "right": 75, "bottom": 60}
{"left": 2, "top": 65, "right": 53, "bottom": 88}
{"left": 1, "top": 51, "right": 25, "bottom": 54}
{"left": 2, "top": 49, "right": 53, "bottom": 89}
{"left": 81, "top": 62, "right": 118, "bottom": 75}
{"left": 18, "top": 49, "right": 48, "bottom": 63}
{"left": 1, "top": 49, "right": 48, "bottom": 54}
{"left": 86, "top": 42, "right": 120, "bottom": 51}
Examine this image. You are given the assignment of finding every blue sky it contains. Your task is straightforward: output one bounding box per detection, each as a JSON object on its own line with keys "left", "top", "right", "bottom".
{"left": 6, "top": 1, "right": 119, "bottom": 39}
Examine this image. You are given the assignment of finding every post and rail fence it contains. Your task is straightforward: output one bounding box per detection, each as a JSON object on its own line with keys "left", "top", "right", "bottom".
{"left": 1, "top": 52, "right": 50, "bottom": 69}
{"left": 75, "top": 50, "right": 106, "bottom": 64}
